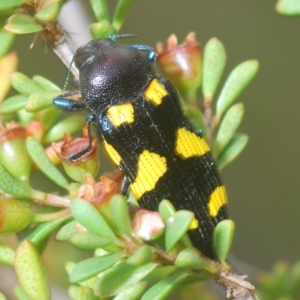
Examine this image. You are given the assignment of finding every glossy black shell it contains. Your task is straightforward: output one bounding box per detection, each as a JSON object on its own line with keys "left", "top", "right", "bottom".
{"left": 75, "top": 39, "right": 155, "bottom": 115}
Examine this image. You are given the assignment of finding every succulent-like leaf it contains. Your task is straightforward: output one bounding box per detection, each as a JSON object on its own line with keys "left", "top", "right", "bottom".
{"left": 158, "top": 199, "right": 176, "bottom": 221}
{"left": 213, "top": 219, "right": 235, "bottom": 263}
{"left": 141, "top": 270, "right": 189, "bottom": 300}
{"left": 26, "top": 90, "right": 61, "bottom": 112}
{"left": 11, "top": 72, "right": 42, "bottom": 96}
{"left": 126, "top": 246, "right": 152, "bottom": 266}
{"left": 0, "top": 52, "right": 18, "bottom": 102}
{"left": 165, "top": 210, "right": 194, "bottom": 251}
{"left": 55, "top": 220, "right": 77, "bottom": 241}
{"left": 22, "top": 216, "right": 70, "bottom": 248}
{"left": 32, "top": 75, "right": 61, "bottom": 92}
{"left": 35, "top": 2, "right": 61, "bottom": 22}
{"left": 70, "top": 252, "right": 124, "bottom": 283}
{"left": 14, "top": 241, "right": 50, "bottom": 300}
{"left": 217, "top": 133, "right": 249, "bottom": 170}
{"left": 214, "top": 102, "right": 244, "bottom": 157}
{"left": 0, "top": 95, "right": 27, "bottom": 114}
{"left": 276, "top": 0, "right": 300, "bottom": 15}
{"left": 26, "top": 137, "right": 69, "bottom": 189}
{"left": 95, "top": 261, "right": 158, "bottom": 297}
{"left": 5, "top": 14, "right": 43, "bottom": 34}
{"left": 110, "top": 194, "right": 132, "bottom": 236}
{"left": 43, "top": 115, "right": 85, "bottom": 143}
{"left": 90, "top": 21, "right": 116, "bottom": 39}
{"left": 0, "top": 241, "right": 15, "bottom": 265}
{"left": 0, "top": 198, "right": 34, "bottom": 234}
{"left": 175, "top": 248, "right": 217, "bottom": 272}
{"left": 216, "top": 60, "right": 259, "bottom": 120}
{"left": 112, "top": 0, "right": 137, "bottom": 32}
{"left": 0, "top": 164, "right": 32, "bottom": 198}
{"left": 202, "top": 38, "right": 226, "bottom": 100}
{"left": 0, "top": 0, "right": 24, "bottom": 11}
{"left": 184, "top": 105, "right": 208, "bottom": 140}
{"left": 89, "top": 0, "right": 110, "bottom": 22}
{"left": 0, "top": 30, "right": 14, "bottom": 60}
{"left": 70, "top": 232, "right": 112, "bottom": 250}
{"left": 71, "top": 198, "right": 117, "bottom": 240}
{"left": 114, "top": 282, "right": 147, "bottom": 300}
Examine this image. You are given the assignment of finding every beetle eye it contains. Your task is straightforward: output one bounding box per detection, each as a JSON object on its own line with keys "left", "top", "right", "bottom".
{"left": 75, "top": 46, "right": 93, "bottom": 69}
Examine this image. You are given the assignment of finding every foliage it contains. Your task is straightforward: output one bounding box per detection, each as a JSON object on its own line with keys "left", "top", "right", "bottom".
{"left": 0, "top": 0, "right": 297, "bottom": 299}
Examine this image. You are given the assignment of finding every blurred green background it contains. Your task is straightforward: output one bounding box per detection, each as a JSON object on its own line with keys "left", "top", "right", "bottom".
{"left": 9, "top": 0, "right": 300, "bottom": 277}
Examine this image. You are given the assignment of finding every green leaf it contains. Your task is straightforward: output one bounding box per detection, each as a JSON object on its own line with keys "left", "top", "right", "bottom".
{"left": 21, "top": 216, "right": 70, "bottom": 248}
{"left": 70, "top": 232, "right": 112, "bottom": 250}
{"left": 14, "top": 285, "right": 31, "bottom": 300}
{"left": 112, "top": 0, "right": 137, "bottom": 32}
{"left": 0, "top": 0, "right": 23, "bottom": 11}
{"left": 217, "top": 133, "right": 249, "bottom": 170}
{"left": 141, "top": 270, "right": 189, "bottom": 300}
{"left": 71, "top": 198, "right": 117, "bottom": 240}
{"left": 90, "top": 21, "right": 116, "bottom": 40}
{"left": 70, "top": 252, "right": 124, "bottom": 283}
{"left": 202, "top": 38, "right": 226, "bottom": 99}
{"left": 216, "top": 60, "right": 259, "bottom": 119}
{"left": 0, "top": 95, "right": 27, "bottom": 114}
{"left": 110, "top": 194, "right": 132, "bottom": 236}
{"left": 276, "top": 0, "right": 300, "bottom": 15}
{"left": 126, "top": 245, "right": 152, "bottom": 266}
{"left": 184, "top": 105, "right": 208, "bottom": 140}
{"left": 0, "top": 52, "right": 18, "bottom": 103}
{"left": 89, "top": 0, "right": 110, "bottom": 22}
{"left": 214, "top": 103, "right": 244, "bottom": 157}
{"left": 158, "top": 199, "right": 176, "bottom": 222}
{"left": 174, "top": 248, "right": 218, "bottom": 274}
{"left": 5, "top": 13, "right": 43, "bottom": 34}
{"left": 0, "top": 292, "right": 6, "bottom": 300}
{"left": 288, "top": 261, "right": 300, "bottom": 296}
{"left": 0, "top": 198, "right": 34, "bottom": 234}
{"left": 0, "top": 164, "right": 33, "bottom": 198}
{"left": 95, "top": 262, "right": 158, "bottom": 297}
{"left": 35, "top": 2, "right": 61, "bottom": 22}
{"left": 0, "top": 30, "right": 15, "bottom": 59}
{"left": 43, "top": 115, "right": 85, "bottom": 143}
{"left": 114, "top": 282, "right": 147, "bottom": 300}
{"left": 73, "top": 286, "right": 98, "bottom": 300}
{"left": 11, "top": 72, "right": 42, "bottom": 96}
{"left": 26, "top": 137, "right": 69, "bottom": 190}
{"left": 56, "top": 220, "right": 77, "bottom": 241}
{"left": 14, "top": 241, "right": 50, "bottom": 300}
{"left": 213, "top": 219, "right": 235, "bottom": 263}
{"left": 32, "top": 75, "right": 61, "bottom": 92}
{"left": 0, "top": 241, "right": 15, "bottom": 265}
{"left": 165, "top": 210, "right": 194, "bottom": 251}
{"left": 25, "top": 90, "right": 61, "bottom": 112}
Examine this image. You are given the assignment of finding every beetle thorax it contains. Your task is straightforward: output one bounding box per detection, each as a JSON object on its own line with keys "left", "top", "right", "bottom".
{"left": 79, "top": 46, "right": 155, "bottom": 115}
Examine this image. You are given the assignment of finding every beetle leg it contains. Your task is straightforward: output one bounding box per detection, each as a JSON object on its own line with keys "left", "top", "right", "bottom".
{"left": 65, "top": 113, "right": 96, "bottom": 162}
{"left": 53, "top": 90, "right": 86, "bottom": 111}
{"left": 130, "top": 44, "right": 157, "bottom": 61}
{"left": 120, "top": 176, "right": 130, "bottom": 196}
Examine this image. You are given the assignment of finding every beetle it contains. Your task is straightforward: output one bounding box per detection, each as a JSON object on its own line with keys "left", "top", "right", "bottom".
{"left": 53, "top": 37, "right": 228, "bottom": 259}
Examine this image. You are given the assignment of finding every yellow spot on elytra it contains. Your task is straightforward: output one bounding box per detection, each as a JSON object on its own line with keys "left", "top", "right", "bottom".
{"left": 106, "top": 103, "right": 134, "bottom": 127}
{"left": 103, "top": 141, "right": 121, "bottom": 166}
{"left": 175, "top": 127, "right": 210, "bottom": 159}
{"left": 189, "top": 217, "right": 199, "bottom": 229}
{"left": 144, "top": 78, "right": 168, "bottom": 106}
{"left": 208, "top": 186, "right": 228, "bottom": 217}
{"left": 130, "top": 150, "right": 167, "bottom": 199}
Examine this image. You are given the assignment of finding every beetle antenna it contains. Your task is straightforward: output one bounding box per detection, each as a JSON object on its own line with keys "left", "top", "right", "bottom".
{"left": 62, "top": 55, "right": 75, "bottom": 94}
{"left": 107, "top": 33, "right": 137, "bottom": 42}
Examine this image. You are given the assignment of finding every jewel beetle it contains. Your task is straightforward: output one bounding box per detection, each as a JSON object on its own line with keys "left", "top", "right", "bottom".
{"left": 53, "top": 37, "right": 228, "bottom": 259}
